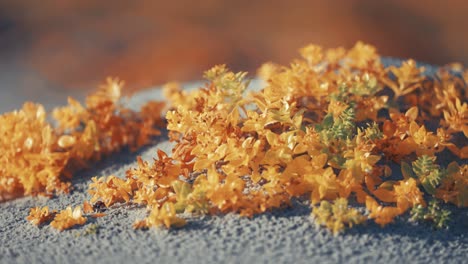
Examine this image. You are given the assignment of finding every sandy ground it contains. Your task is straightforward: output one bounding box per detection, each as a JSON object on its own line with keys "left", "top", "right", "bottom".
{"left": 0, "top": 61, "right": 467, "bottom": 264}
{"left": 0, "top": 61, "right": 87, "bottom": 114}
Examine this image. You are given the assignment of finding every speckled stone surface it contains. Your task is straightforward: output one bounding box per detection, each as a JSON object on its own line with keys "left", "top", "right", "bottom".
{"left": 1, "top": 60, "right": 467, "bottom": 264}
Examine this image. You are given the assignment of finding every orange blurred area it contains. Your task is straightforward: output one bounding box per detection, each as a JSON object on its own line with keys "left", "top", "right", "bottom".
{"left": 1, "top": 0, "right": 468, "bottom": 98}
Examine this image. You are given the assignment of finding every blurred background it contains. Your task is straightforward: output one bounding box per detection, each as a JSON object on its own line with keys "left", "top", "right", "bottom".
{"left": 1, "top": 0, "right": 467, "bottom": 112}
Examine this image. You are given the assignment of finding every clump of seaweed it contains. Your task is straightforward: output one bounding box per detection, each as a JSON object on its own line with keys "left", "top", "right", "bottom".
{"left": 16, "top": 42, "right": 468, "bottom": 233}
{"left": 0, "top": 78, "right": 164, "bottom": 201}
{"left": 410, "top": 200, "right": 451, "bottom": 229}
{"left": 312, "top": 198, "right": 366, "bottom": 235}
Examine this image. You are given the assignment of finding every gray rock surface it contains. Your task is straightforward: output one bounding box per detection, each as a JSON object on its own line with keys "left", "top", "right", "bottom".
{"left": 1, "top": 61, "right": 467, "bottom": 264}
